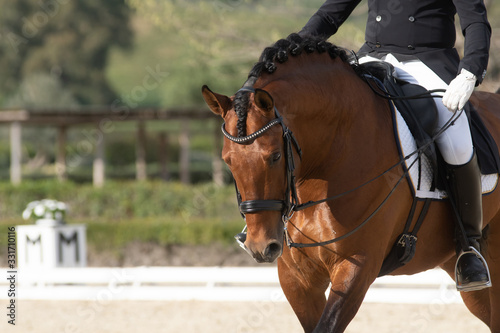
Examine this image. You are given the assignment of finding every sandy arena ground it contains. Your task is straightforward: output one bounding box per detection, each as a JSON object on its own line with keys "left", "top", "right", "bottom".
{"left": 1, "top": 299, "right": 491, "bottom": 333}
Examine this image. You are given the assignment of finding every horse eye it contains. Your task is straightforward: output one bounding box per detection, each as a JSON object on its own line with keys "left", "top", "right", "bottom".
{"left": 272, "top": 152, "right": 282, "bottom": 162}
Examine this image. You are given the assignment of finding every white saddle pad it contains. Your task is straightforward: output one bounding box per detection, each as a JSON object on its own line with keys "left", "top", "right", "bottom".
{"left": 394, "top": 108, "right": 498, "bottom": 199}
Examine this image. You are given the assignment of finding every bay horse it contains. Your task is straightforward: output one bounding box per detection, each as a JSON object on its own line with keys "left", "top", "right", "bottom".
{"left": 202, "top": 34, "right": 500, "bottom": 332}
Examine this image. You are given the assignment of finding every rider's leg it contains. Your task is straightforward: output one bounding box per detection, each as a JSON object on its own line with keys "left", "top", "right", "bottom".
{"left": 381, "top": 55, "right": 490, "bottom": 291}
{"left": 446, "top": 150, "right": 490, "bottom": 290}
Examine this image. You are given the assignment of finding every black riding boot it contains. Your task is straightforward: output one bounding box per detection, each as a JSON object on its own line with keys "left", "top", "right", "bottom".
{"left": 447, "top": 152, "right": 491, "bottom": 292}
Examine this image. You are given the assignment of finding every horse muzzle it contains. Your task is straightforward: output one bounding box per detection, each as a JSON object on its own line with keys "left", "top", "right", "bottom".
{"left": 249, "top": 239, "right": 283, "bottom": 263}
{"left": 236, "top": 232, "right": 283, "bottom": 263}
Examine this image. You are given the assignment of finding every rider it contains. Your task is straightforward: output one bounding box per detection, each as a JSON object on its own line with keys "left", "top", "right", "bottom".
{"left": 299, "top": 0, "right": 491, "bottom": 291}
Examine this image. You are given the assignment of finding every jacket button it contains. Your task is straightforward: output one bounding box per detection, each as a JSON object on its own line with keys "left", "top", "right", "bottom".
{"left": 408, "top": 16, "right": 415, "bottom": 22}
{"left": 376, "top": 42, "right": 381, "bottom": 48}
{"left": 376, "top": 15, "right": 382, "bottom": 22}
{"left": 408, "top": 45, "right": 415, "bottom": 50}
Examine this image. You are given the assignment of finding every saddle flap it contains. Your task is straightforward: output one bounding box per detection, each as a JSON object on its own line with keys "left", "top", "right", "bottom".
{"left": 396, "top": 81, "right": 438, "bottom": 138}
{"left": 383, "top": 73, "right": 440, "bottom": 188}
{"left": 358, "top": 60, "right": 438, "bottom": 150}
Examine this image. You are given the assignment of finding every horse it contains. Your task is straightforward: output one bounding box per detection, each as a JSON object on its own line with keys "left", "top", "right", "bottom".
{"left": 202, "top": 34, "right": 500, "bottom": 332}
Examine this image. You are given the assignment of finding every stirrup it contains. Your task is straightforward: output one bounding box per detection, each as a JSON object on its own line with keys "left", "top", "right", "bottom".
{"left": 455, "top": 246, "right": 492, "bottom": 292}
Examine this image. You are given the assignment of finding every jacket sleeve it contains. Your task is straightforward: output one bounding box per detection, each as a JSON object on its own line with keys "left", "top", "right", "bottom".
{"left": 454, "top": 0, "right": 491, "bottom": 84}
{"left": 299, "top": 0, "right": 362, "bottom": 39}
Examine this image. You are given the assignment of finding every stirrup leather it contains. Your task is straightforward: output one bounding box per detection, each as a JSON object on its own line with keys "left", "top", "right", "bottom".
{"left": 455, "top": 246, "right": 492, "bottom": 292}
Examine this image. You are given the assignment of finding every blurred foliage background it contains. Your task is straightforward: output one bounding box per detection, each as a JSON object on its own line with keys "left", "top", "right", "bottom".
{"left": 1, "top": 0, "right": 498, "bottom": 109}
{"left": 0, "top": 180, "right": 243, "bottom": 255}
{"left": 0, "top": 0, "right": 499, "bottom": 258}
{"left": 1, "top": 0, "right": 497, "bottom": 183}
{"left": 0, "top": 0, "right": 132, "bottom": 106}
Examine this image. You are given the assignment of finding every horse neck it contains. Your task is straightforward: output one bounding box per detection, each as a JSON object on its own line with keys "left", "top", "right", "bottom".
{"left": 258, "top": 58, "right": 395, "bottom": 196}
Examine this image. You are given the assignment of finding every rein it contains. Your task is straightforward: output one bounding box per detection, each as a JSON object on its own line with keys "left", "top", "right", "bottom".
{"left": 226, "top": 84, "right": 463, "bottom": 249}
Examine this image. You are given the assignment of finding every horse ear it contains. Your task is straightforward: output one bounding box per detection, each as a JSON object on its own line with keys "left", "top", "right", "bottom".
{"left": 254, "top": 89, "right": 274, "bottom": 114}
{"left": 201, "top": 85, "right": 231, "bottom": 117}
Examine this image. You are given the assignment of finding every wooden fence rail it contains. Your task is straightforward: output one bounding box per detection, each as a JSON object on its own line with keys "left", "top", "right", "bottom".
{"left": 0, "top": 107, "right": 222, "bottom": 186}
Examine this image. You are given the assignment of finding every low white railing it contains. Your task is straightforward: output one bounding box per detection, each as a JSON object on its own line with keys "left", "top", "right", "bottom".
{"left": 0, "top": 267, "right": 462, "bottom": 304}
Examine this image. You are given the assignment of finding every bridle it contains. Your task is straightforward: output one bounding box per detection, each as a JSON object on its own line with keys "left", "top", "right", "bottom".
{"left": 222, "top": 87, "right": 302, "bottom": 223}
{"left": 224, "top": 84, "right": 459, "bottom": 249}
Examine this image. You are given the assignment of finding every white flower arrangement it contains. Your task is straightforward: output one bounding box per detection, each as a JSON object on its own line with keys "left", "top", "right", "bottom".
{"left": 22, "top": 199, "right": 67, "bottom": 222}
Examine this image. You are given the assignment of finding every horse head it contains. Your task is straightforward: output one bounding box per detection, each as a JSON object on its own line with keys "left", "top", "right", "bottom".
{"left": 202, "top": 85, "right": 291, "bottom": 263}
{"left": 201, "top": 34, "right": 353, "bottom": 263}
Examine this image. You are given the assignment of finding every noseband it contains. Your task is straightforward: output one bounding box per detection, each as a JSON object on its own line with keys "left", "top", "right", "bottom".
{"left": 222, "top": 87, "right": 302, "bottom": 221}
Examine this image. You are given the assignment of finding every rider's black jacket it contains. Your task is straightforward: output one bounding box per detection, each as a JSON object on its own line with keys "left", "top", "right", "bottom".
{"left": 299, "top": 0, "right": 491, "bottom": 84}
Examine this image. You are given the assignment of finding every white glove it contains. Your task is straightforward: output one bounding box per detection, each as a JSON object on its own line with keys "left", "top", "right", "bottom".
{"left": 442, "top": 68, "right": 476, "bottom": 112}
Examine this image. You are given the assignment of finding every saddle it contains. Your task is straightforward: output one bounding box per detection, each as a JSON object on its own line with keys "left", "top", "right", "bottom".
{"left": 360, "top": 61, "right": 440, "bottom": 190}
{"left": 360, "top": 60, "right": 500, "bottom": 177}
{"left": 358, "top": 61, "right": 500, "bottom": 276}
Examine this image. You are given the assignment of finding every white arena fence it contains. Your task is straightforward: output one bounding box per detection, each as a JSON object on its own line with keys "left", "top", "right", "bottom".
{"left": 0, "top": 267, "right": 463, "bottom": 304}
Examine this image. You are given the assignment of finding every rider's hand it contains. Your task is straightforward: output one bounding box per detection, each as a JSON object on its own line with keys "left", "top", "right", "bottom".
{"left": 442, "top": 68, "right": 476, "bottom": 112}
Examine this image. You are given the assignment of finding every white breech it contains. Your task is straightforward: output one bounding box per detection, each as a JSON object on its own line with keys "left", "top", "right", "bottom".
{"left": 360, "top": 53, "right": 474, "bottom": 166}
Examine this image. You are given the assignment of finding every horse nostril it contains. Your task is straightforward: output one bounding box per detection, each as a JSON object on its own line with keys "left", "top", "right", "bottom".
{"left": 264, "top": 241, "right": 282, "bottom": 260}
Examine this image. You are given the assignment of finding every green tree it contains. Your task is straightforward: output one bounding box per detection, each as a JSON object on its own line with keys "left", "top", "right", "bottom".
{"left": 125, "top": 0, "right": 498, "bottom": 103}
{"left": 125, "top": 0, "right": 336, "bottom": 106}
{"left": 0, "top": 0, "right": 133, "bottom": 106}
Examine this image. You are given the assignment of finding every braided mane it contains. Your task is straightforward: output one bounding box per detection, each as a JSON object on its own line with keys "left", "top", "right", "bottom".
{"left": 234, "top": 33, "right": 351, "bottom": 137}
